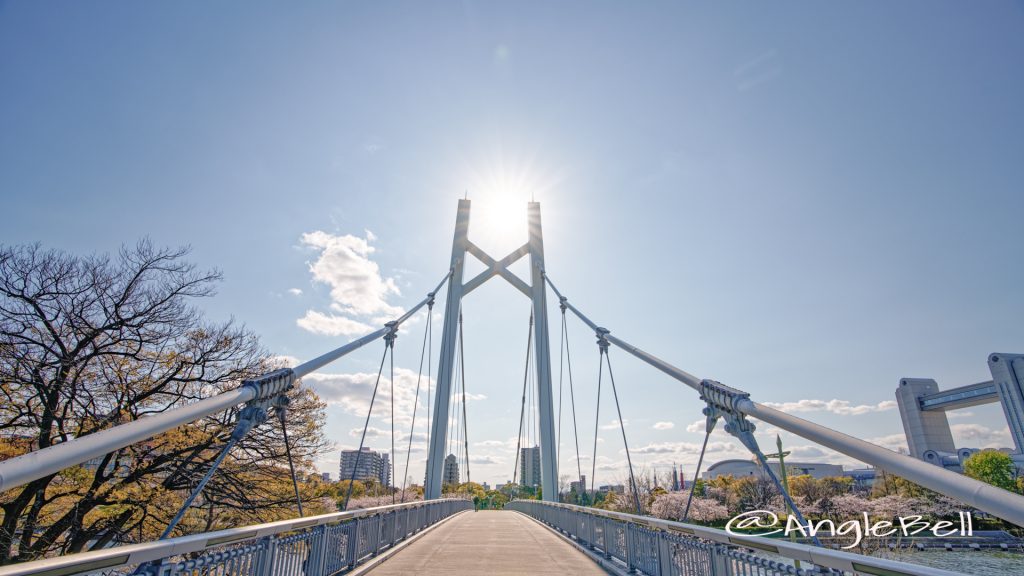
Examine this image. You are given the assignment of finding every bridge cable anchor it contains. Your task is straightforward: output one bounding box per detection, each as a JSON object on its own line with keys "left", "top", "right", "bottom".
{"left": 155, "top": 369, "right": 298, "bottom": 544}
{"left": 384, "top": 320, "right": 399, "bottom": 348}
{"left": 698, "top": 379, "right": 822, "bottom": 547}
{"left": 595, "top": 327, "right": 610, "bottom": 353}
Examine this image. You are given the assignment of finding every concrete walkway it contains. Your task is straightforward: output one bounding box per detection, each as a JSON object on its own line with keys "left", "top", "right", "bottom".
{"left": 364, "top": 510, "right": 608, "bottom": 575}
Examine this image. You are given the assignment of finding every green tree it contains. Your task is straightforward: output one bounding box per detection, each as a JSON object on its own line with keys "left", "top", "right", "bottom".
{"left": 456, "top": 482, "right": 486, "bottom": 500}
{"left": 333, "top": 480, "right": 366, "bottom": 506}
{"left": 484, "top": 490, "right": 509, "bottom": 509}
{"left": 691, "top": 479, "right": 706, "bottom": 497}
{"left": 963, "top": 450, "right": 1017, "bottom": 492}
{"left": 870, "top": 471, "right": 939, "bottom": 500}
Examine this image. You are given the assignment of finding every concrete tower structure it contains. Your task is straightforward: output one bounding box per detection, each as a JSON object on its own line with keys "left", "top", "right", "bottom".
{"left": 896, "top": 353, "right": 1024, "bottom": 471}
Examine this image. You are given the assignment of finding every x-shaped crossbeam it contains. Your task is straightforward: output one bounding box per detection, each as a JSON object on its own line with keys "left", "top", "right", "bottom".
{"left": 461, "top": 240, "right": 532, "bottom": 297}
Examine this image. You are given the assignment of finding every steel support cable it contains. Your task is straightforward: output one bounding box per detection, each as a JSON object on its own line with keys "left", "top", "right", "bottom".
{"left": 276, "top": 401, "right": 304, "bottom": 517}
{"left": 0, "top": 270, "right": 454, "bottom": 496}
{"left": 446, "top": 336, "right": 457, "bottom": 459}
{"left": 458, "top": 313, "right": 470, "bottom": 485}
{"left": 681, "top": 425, "right": 713, "bottom": 523}
{"left": 342, "top": 341, "right": 391, "bottom": 511}
{"left": 159, "top": 434, "right": 239, "bottom": 540}
{"left": 401, "top": 301, "right": 433, "bottom": 502}
{"left": 557, "top": 307, "right": 565, "bottom": 475}
{"left": 560, "top": 306, "right": 585, "bottom": 505}
{"left": 589, "top": 348, "right": 603, "bottom": 507}
{"left": 530, "top": 345, "right": 538, "bottom": 448}
{"left": 602, "top": 348, "right": 643, "bottom": 516}
{"left": 426, "top": 301, "right": 433, "bottom": 463}
{"left": 511, "top": 313, "right": 534, "bottom": 491}
{"left": 544, "top": 272, "right": 1024, "bottom": 528}
{"left": 389, "top": 334, "right": 396, "bottom": 505}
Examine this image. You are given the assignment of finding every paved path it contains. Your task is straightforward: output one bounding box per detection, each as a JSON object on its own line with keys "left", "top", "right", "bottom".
{"left": 364, "top": 510, "right": 608, "bottom": 575}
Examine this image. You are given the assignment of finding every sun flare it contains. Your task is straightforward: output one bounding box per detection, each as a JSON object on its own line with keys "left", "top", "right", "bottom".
{"left": 459, "top": 152, "right": 560, "bottom": 250}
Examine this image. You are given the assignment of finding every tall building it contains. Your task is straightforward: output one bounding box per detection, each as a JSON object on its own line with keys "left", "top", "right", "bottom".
{"left": 380, "top": 452, "right": 391, "bottom": 487}
{"left": 569, "top": 475, "right": 587, "bottom": 494}
{"left": 339, "top": 447, "right": 391, "bottom": 487}
{"left": 443, "top": 453, "right": 460, "bottom": 486}
{"left": 671, "top": 465, "right": 680, "bottom": 491}
{"left": 520, "top": 446, "right": 541, "bottom": 488}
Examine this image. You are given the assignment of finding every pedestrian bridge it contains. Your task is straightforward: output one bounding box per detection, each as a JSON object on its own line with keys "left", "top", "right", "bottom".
{"left": 362, "top": 509, "right": 605, "bottom": 575}
{"left": 0, "top": 200, "right": 1017, "bottom": 576}
{"left": 0, "top": 499, "right": 965, "bottom": 576}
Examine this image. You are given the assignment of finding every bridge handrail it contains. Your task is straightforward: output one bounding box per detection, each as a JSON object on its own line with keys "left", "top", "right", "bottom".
{"left": 0, "top": 498, "right": 471, "bottom": 576}
{"left": 543, "top": 272, "right": 1024, "bottom": 528}
{"left": 509, "top": 500, "right": 965, "bottom": 576}
{"left": 0, "top": 271, "right": 451, "bottom": 494}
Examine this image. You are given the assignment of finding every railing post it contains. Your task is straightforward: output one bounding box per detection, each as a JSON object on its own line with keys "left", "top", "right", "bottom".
{"left": 304, "top": 525, "right": 322, "bottom": 576}
{"left": 657, "top": 531, "right": 673, "bottom": 576}
{"left": 374, "top": 515, "right": 384, "bottom": 555}
{"left": 346, "top": 519, "right": 359, "bottom": 569}
{"left": 625, "top": 523, "right": 637, "bottom": 573}
{"left": 710, "top": 544, "right": 729, "bottom": 576}
{"left": 254, "top": 536, "right": 277, "bottom": 576}
{"left": 603, "top": 518, "right": 613, "bottom": 558}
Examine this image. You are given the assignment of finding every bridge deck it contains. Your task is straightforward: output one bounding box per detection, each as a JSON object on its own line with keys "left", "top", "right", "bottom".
{"left": 365, "top": 510, "right": 607, "bottom": 575}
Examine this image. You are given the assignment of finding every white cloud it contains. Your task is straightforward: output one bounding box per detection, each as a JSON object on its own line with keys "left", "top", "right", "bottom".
{"left": 633, "top": 441, "right": 735, "bottom": 455}
{"left": 652, "top": 421, "right": 674, "bottom": 430}
{"left": 470, "top": 455, "right": 504, "bottom": 465}
{"left": 685, "top": 419, "right": 707, "bottom": 434}
{"left": 287, "top": 288, "right": 303, "bottom": 296}
{"left": 296, "top": 230, "right": 404, "bottom": 336}
{"left": 349, "top": 427, "right": 427, "bottom": 444}
{"left": 786, "top": 445, "right": 827, "bottom": 459}
{"left": 600, "top": 419, "right": 628, "bottom": 430}
{"left": 761, "top": 399, "right": 897, "bottom": 416}
{"left": 450, "top": 392, "right": 487, "bottom": 402}
{"left": 476, "top": 439, "right": 513, "bottom": 448}
{"left": 273, "top": 355, "right": 301, "bottom": 369}
{"left": 302, "top": 367, "right": 433, "bottom": 428}
{"left": 947, "top": 411, "right": 974, "bottom": 419}
{"left": 296, "top": 310, "right": 374, "bottom": 336}
{"left": 951, "top": 423, "right": 1012, "bottom": 448}
{"left": 866, "top": 433, "right": 909, "bottom": 453}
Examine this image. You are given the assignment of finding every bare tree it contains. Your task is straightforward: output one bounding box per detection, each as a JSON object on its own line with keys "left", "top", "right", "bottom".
{"left": 0, "top": 241, "right": 329, "bottom": 564}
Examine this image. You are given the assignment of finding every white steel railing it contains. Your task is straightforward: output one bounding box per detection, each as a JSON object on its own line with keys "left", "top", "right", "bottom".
{"left": 507, "top": 500, "right": 966, "bottom": 576}
{"left": 0, "top": 499, "right": 470, "bottom": 576}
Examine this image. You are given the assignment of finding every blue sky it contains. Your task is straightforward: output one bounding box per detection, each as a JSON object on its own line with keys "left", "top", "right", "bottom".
{"left": 2, "top": 2, "right": 1023, "bottom": 488}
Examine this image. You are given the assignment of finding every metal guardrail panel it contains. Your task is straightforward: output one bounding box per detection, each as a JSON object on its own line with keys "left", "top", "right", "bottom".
{"left": 0, "top": 500, "right": 471, "bottom": 576}
{"left": 507, "top": 500, "right": 966, "bottom": 576}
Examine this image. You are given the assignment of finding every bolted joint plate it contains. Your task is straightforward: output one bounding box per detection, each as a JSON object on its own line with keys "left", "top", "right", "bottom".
{"left": 384, "top": 321, "right": 399, "bottom": 345}
{"left": 699, "top": 379, "right": 750, "bottom": 413}
{"left": 700, "top": 379, "right": 757, "bottom": 444}
{"left": 241, "top": 368, "right": 296, "bottom": 401}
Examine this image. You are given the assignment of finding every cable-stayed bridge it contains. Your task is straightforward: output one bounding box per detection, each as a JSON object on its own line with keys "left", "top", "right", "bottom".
{"left": 0, "top": 200, "right": 1022, "bottom": 576}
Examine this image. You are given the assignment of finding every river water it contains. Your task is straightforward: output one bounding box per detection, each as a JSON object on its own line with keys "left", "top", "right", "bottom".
{"left": 870, "top": 549, "right": 1023, "bottom": 575}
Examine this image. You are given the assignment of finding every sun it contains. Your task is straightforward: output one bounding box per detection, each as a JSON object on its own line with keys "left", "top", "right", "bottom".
{"left": 473, "top": 188, "right": 529, "bottom": 248}
{"left": 459, "top": 152, "right": 559, "bottom": 250}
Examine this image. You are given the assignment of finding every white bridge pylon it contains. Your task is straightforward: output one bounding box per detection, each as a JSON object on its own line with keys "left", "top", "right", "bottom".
{"left": 424, "top": 199, "right": 558, "bottom": 501}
